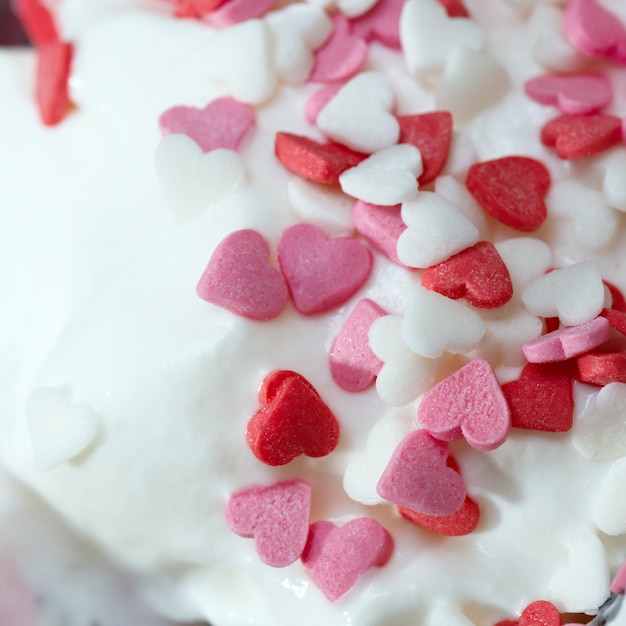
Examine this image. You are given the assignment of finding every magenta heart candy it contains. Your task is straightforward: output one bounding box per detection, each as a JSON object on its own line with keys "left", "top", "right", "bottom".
{"left": 196, "top": 229, "right": 289, "bottom": 320}
{"left": 418, "top": 359, "right": 511, "bottom": 451}
{"left": 278, "top": 223, "right": 372, "bottom": 315}
{"left": 159, "top": 96, "right": 254, "bottom": 153}
{"left": 301, "top": 517, "right": 393, "bottom": 601}
{"left": 225, "top": 479, "right": 312, "bottom": 567}
{"left": 376, "top": 429, "right": 466, "bottom": 516}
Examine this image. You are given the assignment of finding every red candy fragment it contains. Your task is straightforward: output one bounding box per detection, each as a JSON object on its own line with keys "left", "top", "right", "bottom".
{"left": 36, "top": 42, "right": 74, "bottom": 127}
{"left": 421, "top": 241, "right": 513, "bottom": 309}
{"left": 501, "top": 362, "right": 574, "bottom": 432}
{"left": 437, "top": 0, "right": 470, "bottom": 18}
{"left": 519, "top": 601, "right": 562, "bottom": 626}
{"left": 604, "top": 280, "right": 626, "bottom": 312}
{"left": 577, "top": 352, "right": 626, "bottom": 386}
{"left": 172, "top": 0, "right": 227, "bottom": 18}
{"left": 601, "top": 308, "right": 626, "bottom": 336}
{"left": 246, "top": 370, "right": 340, "bottom": 466}
{"left": 540, "top": 113, "right": 622, "bottom": 159}
{"left": 13, "top": 0, "right": 58, "bottom": 45}
{"left": 274, "top": 132, "right": 367, "bottom": 185}
{"left": 466, "top": 156, "right": 550, "bottom": 232}
{"left": 399, "top": 494, "right": 480, "bottom": 536}
{"left": 301, "top": 518, "right": 393, "bottom": 601}
{"left": 397, "top": 111, "right": 453, "bottom": 185}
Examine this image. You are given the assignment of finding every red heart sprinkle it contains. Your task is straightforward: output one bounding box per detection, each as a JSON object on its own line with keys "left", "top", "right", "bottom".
{"left": 36, "top": 42, "right": 73, "bottom": 127}
{"left": 421, "top": 241, "right": 513, "bottom": 309}
{"left": 246, "top": 370, "right": 340, "bottom": 466}
{"left": 466, "top": 156, "right": 550, "bottom": 232}
{"left": 605, "top": 280, "right": 626, "bottom": 312}
{"left": 398, "top": 495, "right": 479, "bottom": 536}
{"left": 501, "top": 362, "right": 574, "bottom": 432}
{"left": 172, "top": 0, "right": 226, "bottom": 18}
{"left": 601, "top": 308, "right": 626, "bottom": 335}
{"left": 278, "top": 223, "right": 373, "bottom": 315}
{"left": 274, "top": 132, "right": 367, "bottom": 185}
{"left": 301, "top": 518, "right": 393, "bottom": 601}
{"left": 437, "top": 0, "right": 470, "bottom": 18}
{"left": 397, "top": 111, "right": 453, "bottom": 185}
{"left": 224, "top": 479, "right": 311, "bottom": 567}
{"left": 519, "top": 601, "right": 562, "bottom": 626}
{"left": 540, "top": 113, "right": 622, "bottom": 160}
{"left": 576, "top": 352, "right": 626, "bottom": 386}
{"left": 13, "top": 0, "right": 58, "bottom": 45}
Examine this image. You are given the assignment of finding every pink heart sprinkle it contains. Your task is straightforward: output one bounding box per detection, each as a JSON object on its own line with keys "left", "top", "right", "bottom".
{"left": 329, "top": 298, "right": 386, "bottom": 392}
{"left": 301, "top": 518, "right": 393, "bottom": 601}
{"left": 376, "top": 429, "right": 467, "bottom": 516}
{"left": 418, "top": 359, "right": 511, "bottom": 451}
{"left": 159, "top": 97, "right": 254, "bottom": 153}
{"left": 305, "top": 84, "right": 342, "bottom": 125}
{"left": 610, "top": 559, "right": 626, "bottom": 594}
{"left": 309, "top": 15, "right": 368, "bottom": 84}
{"left": 196, "top": 229, "right": 289, "bottom": 320}
{"left": 522, "top": 316, "right": 610, "bottom": 363}
{"left": 349, "top": 0, "right": 404, "bottom": 49}
{"left": 278, "top": 223, "right": 372, "bottom": 315}
{"left": 202, "top": 0, "right": 276, "bottom": 27}
{"left": 225, "top": 479, "right": 311, "bottom": 567}
{"left": 524, "top": 73, "right": 612, "bottom": 115}
{"left": 563, "top": 0, "right": 626, "bottom": 63}
{"left": 352, "top": 200, "right": 407, "bottom": 267}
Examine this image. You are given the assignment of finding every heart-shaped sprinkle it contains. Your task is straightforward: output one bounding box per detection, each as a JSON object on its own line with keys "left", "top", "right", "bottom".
{"left": 36, "top": 42, "right": 73, "bottom": 127}
{"left": 604, "top": 280, "right": 626, "bottom": 312}
{"left": 601, "top": 307, "right": 626, "bottom": 336}
{"left": 548, "top": 532, "right": 610, "bottom": 613}
{"left": 338, "top": 144, "right": 422, "bottom": 205}
{"left": 399, "top": 493, "right": 480, "bottom": 536}
{"left": 370, "top": 315, "right": 453, "bottom": 406}
{"left": 305, "top": 85, "right": 342, "bottom": 125}
{"left": 246, "top": 370, "right": 340, "bottom": 466}
{"left": 316, "top": 71, "right": 400, "bottom": 154}
{"left": 172, "top": 0, "right": 227, "bottom": 19}
{"left": 202, "top": 0, "right": 275, "bottom": 27}
{"left": 466, "top": 156, "right": 551, "bottom": 232}
{"left": 196, "top": 229, "right": 288, "bottom": 320}
{"left": 418, "top": 359, "right": 511, "bottom": 451}
{"left": 611, "top": 557, "right": 626, "bottom": 593}
{"left": 343, "top": 416, "right": 409, "bottom": 505}
{"left": 377, "top": 428, "right": 466, "bottom": 516}
{"left": 352, "top": 201, "right": 407, "bottom": 266}
{"left": 602, "top": 151, "right": 626, "bottom": 212}
{"left": 278, "top": 223, "right": 372, "bottom": 315}
{"left": 521, "top": 261, "right": 605, "bottom": 327}
{"left": 422, "top": 241, "right": 514, "bottom": 309}
{"left": 519, "top": 601, "right": 562, "bottom": 626}
{"left": 501, "top": 362, "right": 574, "bottom": 432}
{"left": 397, "top": 191, "right": 480, "bottom": 269}
{"left": 224, "top": 479, "right": 311, "bottom": 567}
{"left": 349, "top": 0, "right": 403, "bottom": 49}
{"left": 522, "top": 317, "right": 610, "bottom": 363}
{"left": 577, "top": 352, "right": 626, "bottom": 386}
{"left": 540, "top": 113, "right": 623, "bottom": 160}
{"left": 155, "top": 136, "right": 247, "bottom": 223}
{"left": 13, "top": 0, "right": 59, "bottom": 45}
{"left": 495, "top": 237, "right": 553, "bottom": 294}
{"left": 309, "top": 15, "right": 367, "bottom": 83}
{"left": 573, "top": 382, "right": 626, "bottom": 460}
{"left": 159, "top": 97, "right": 254, "bottom": 153}
{"left": 438, "top": 0, "right": 469, "bottom": 18}
{"left": 26, "top": 387, "right": 99, "bottom": 471}
{"left": 301, "top": 518, "right": 393, "bottom": 601}
{"left": 330, "top": 298, "right": 387, "bottom": 392}
{"left": 524, "top": 73, "right": 611, "bottom": 115}
{"left": 595, "top": 458, "right": 626, "bottom": 537}
{"left": 402, "top": 286, "right": 485, "bottom": 358}
{"left": 563, "top": 0, "right": 626, "bottom": 63}
{"left": 274, "top": 132, "right": 367, "bottom": 184}
{"left": 398, "top": 111, "right": 453, "bottom": 185}
{"left": 399, "top": 0, "right": 484, "bottom": 80}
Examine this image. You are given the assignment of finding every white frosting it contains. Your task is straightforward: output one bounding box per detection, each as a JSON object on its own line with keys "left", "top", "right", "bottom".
{"left": 4, "top": 0, "right": 626, "bottom": 624}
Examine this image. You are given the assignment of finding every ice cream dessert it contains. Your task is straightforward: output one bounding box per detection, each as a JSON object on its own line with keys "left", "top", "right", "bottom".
{"left": 5, "top": 0, "right": 626, "bottom": 624}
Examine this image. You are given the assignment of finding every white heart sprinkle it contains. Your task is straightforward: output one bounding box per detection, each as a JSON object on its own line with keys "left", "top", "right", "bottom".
{"left": 402, "top": 286, "right": 486, "bottom": 359}
{"left": 343, "top": 416, "right": 410, "bottom": 505}
{"left": 26, "top": 387, "right": 98, "bottom": 471}
{"left": 205, "top": 19, "right": 276, "bottom": 104}
{"left": 266, "top": 5, "right": 332, "bottom": 85}
{"left": 155, "top": 136, "right": 246, "bottom": 223}
{"left": 602, "top": 150, "right": 626, "bottom": 213}
{"left": 370, "top": 315, "right": 452, "bottom": 406}
{"left": 436, "top": 46, "right": 509, "bottom": 122}
{"left": 495, "top": 237, "right": 553, "bottom": 295}
{"left": 339, "top": 144, "right": 422, "bottom": 205}
{"left": 549, "top": 180, "right": 618, "bottom": 250}
{"left": 593, "top": 457, "right": 626, "bottom": 536}
{"left": 573, "top": 383, "right": 626, "bottom": 461}
{"left": 400, "top": 0, "right": 484, "bottom": 81}
{"left": 548, "top": 532, "right": 610, "bottom": 613}
{"left": 434, "top": 175, "right": 489, "bottom": 236}
{"left": 397, "top": 191, "right": 480, "bottom": 269}
{"left": 521, "top": 261, "right": 605, "bottom": 327}
{"left": 317, "top": 71, "right": 400, "bottom": 153}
